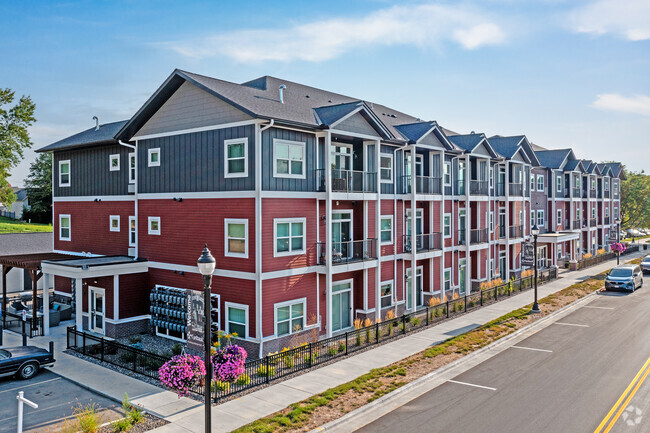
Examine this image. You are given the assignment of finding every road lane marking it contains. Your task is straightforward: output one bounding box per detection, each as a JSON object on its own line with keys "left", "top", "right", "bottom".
{"left": 554, "top": 322, "right": 590, "bottom": 327}
{"left": 583, "top": 306, "right": 614, "bottom": 310}
{"left": 447, "top": 380, "right": 496, "bottom": 391}
{"left": 0, "top": 377, "right": 61, "bottom": 394}
{"left": 511, "top": 346, "right": 553, "bottom": 353}
{"left": 594, "top": 357, "right": 650, "bottom": 433}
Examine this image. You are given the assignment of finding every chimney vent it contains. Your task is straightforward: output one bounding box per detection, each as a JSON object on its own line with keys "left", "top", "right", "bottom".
{"left": 93, "top": 116, "right": 99, "bottom": 131}
{"left": 279, "top": 84, "right": 287, "bottom": 103}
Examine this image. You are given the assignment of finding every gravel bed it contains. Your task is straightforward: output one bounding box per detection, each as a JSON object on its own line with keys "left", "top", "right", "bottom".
{"left": 98, "top": 413, "right": 168, "bottom": 433}
{"left": 116, "top": 332, "right": 183, "bottom": 357}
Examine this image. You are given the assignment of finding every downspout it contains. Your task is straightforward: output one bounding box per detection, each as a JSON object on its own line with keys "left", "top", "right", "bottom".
{"left": 119, "top": 140, "right": 137, "bottom": 259}
{"left": 392, "top": 143, "right": 410, "bottom": 310}
{"left": 257, "top": 119, "right": 274, "bottom": 358}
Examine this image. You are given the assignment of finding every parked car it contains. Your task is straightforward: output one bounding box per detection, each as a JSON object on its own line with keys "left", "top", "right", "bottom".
{"left": 626, "top": 229, "right": 641, "bottom": 237}
{"left": 605, "top": 265, "right": 644, "bottom": 292}
{"left": 642, "top": 256, "right": 650, "bottom": 274}
{"left": 0, "top": 346, "right": 55, "bottom": 380}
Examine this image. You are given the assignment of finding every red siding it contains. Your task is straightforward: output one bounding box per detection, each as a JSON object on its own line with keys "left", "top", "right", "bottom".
{"left": 261, "top": 273, "right": 318, "bottom": 337}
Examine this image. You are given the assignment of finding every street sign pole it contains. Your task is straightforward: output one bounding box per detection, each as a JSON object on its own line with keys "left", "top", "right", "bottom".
{"left": 16, "top": 391, "right": 38, "bottom": 433}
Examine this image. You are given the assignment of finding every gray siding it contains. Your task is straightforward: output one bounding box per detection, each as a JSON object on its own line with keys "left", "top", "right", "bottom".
{"left": 135, "top": 81, "right": 252, "bottom": 137}
{"left": 138, "top": 125, "right": 255, "bottom": 193}
{"left": 419, "top": 132, "right": 445, "bottom": 148}
{"left": 53, "top": 144, "right": 131, "bottom": 197}
{"left": 262, "top": 127, "right": 317, "bottom": 192}
{"left": 335, "top": 112, "right": 380, "bottom": 136}
{"left": 380, "top": 145, "right": 395, "bottom": 195}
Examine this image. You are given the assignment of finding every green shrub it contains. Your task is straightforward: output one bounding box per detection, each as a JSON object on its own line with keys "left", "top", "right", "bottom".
{"left": 337, "top": 343, "right": 346, "bottom": 353}
{"left": 328, "top": 347, "right": 337, "bottom": 356}
{"left": 256, "top": 365, "right": 275, "bottom": 377}
{"left": 171, "top": 343, "right": 183, "bottom": 356}
{"left": 119, "top": 351, "right": 135, "bottom": 363}
{"left": 411, "top": 317, "right": 421, "bottom": 327}
{"left": 213, "top": 380, "right": 230, "bottom": 392}
{"left": 283, "top": 355, "right": 294, "bottom": 368}
{"left": 111, "top": 417, "right": 132, "bottom": 432}
{"left": 127, "top": 335, "right": 142, "bottom": 344}
{"left": 236, "top": 373, "right": 251, "bottom": 385}
{"left": 75, "top": 403, "right": 102, "bottom": 433}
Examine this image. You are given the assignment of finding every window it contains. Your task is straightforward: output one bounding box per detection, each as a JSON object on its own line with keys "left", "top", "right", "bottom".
{"left": 614, "top": 208, "right": 619, "bottom": 219}
{"left": 537, "top": 210, "right": 545, "bottom": 228}
{"left": 380, "top": 281, "right": 393, "bottom": 308}
{"left": 489, "top": 167, "right": 494, "bottom": 189}
{"left": 556, "top": 176, "right": 562, "bottom": 193}
{"left": 443, "top": 214, "right": 452, "bottom": 238}
{"left": 575, "top": 176, "right": 580, "bottom": 188}
{"left": 274, "top": 218, "right": 305, "bottom": 256}
{"left": 109, "top": 215, "right": 120, "bottom": 232}
{"left": 148, "top": 148, "right": 160, "bottom": 167}
{"left": 605, "top": 179, "right": 609, "bottom": 190}
{"left": 530, "top": 174, "right": 535, "bottom": 192}
{"left": 591, "top": 178, "right": 596, "bottom": 189}
{"left": 275, "top": 299, "right": 305, "bottom": 336}
{"left": 109, "top": 154, "right": 120, "bottom": 171}
{"left": 379, "top": 216, "right": 393, "bottom": 245}
{"left": 444, "top": 269, "right": 451, "bottom": 292}
{"left": 558, "top": 244, "right": 563, "bottom": 259}
{"left": 530, "top": 210, "right": 535, "bottom": 228}
{"left": 380, "top": 154, "right": 393, "bottom": 183}
{"left": 59, "top": 214, "right": 71, "bottom": 241}
{"left": 226, "top": 303, "right": 248, "bottom": 338}
{"left": 576, "top": 208, "right": 581, "bottom": 219}
{"left": 273, "top": 139, "right": 305, "bottom": 178}
{"left": 489, "top": 259, "right": 494, "bottom": 280}
{"left": 592, "top": 207, "right": 596, "bottom": 218}
{"left": 59, "top": 160, "right": 70, "bottom": 187}
{"left": 605, "top": 207, "right": 610, "bottom": 217}
{"left": 614, "top": 182, "right": 619, "bottom": 193}
{"left": 128, "top": 153, "right": 136, "bottom": 184}
{"left": 129, "top": 216, "right": 136, "bottom": 247}
{"left": 537, "top": 175, "right": 544, "bottom": 192}
{"left": 148, "top": 217, "right": 161, "bottom": 235}
{"left": 224, "top": 138, "right": 248, "bottom": 178}
{"left": 443, "top": 162, "right": 451, "bottom": 186}
{"left": 557, "top": 209, "right": 562, "bottom": 226}
{"left": 225, "top": 219, "right": 248, "bottom": 258}
{"left": 489, "top": 212, "right": 494, "bottom": 232}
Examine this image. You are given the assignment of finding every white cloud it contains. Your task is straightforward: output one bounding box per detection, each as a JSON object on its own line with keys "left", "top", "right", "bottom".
{"left": 592, "top": 93, "right": 650, "bottom": 116}
{"left": 568, "top": 0, "right": 650, "bottom": 41}
{"left": 161, "top": 3, "right": 507, "bottom": 62}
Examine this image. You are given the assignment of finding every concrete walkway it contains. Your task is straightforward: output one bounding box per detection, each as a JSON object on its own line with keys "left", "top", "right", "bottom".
{"left": 2, "top": 247, "right": 645, "bottom": 433}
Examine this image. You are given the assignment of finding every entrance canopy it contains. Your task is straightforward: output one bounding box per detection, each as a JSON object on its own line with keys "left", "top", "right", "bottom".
{"left": 536, "top": 232, "right": 580, "bottom": 244}
{"left": 41, "top": 255, "right": 148, "bottom": 278}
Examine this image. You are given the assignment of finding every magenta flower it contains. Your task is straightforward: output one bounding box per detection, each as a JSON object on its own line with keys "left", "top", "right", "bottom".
{"left": 212, "top": 345, "right": 247, "bottom": 383}
{"left": 159, "top": 355, "right": 206, "bottom": 397}
{"left": 611, "top": 242, "right": 626, "bottom": 253}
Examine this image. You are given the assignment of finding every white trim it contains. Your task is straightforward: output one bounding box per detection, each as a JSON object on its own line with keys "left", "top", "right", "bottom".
{"left": 536, "top": 174, "right": 544, "bottom": 192}
{"left": 273, "top": 138, "right": 306, "bottom": 179}
{"left": 148, "top": 216, "right": 161, "bottom": 235}
{"left": 380, "top": 153, "right": 394, "bottom": 184}
{"left": 105, "top": 314, "right": 151, "bottom": 324}
{"left": 109, "top": 215, "right": 120, "bottom": 232}
{"left": 380, "top": 215, "right": 394, "bottom": 245}
{"left": 225, "top": 302, "right": 249, "bottom": 339}
{"left": 557, "top": 209, "right": 562, "bottom": 226}
{"left": 148, "top": 261, "right": 256, "bottom": 280}
{"left": 224, "top": 137, "right": 249, "bottom": 178}
{"left": 128, "top": 216, "right": 136, "bottom": 247}
{"left": 128, "top": 152, "right": 136, "bottom": 184}
{"left": 59, "top": 160, "right": 71, "bottom": 187}
{"left": 273, "top": 297, "right": 307, "bottom": 337}
{"left": 261, "top": 265, "right": 324, "bottom": 280}
{"left": 109, "top": 154, "right": 120, "bottom": 172}
{"left": 443, "top": 161, "right": 452, "bottom": 186}
{"left": 443, "top": 213, "right": 452, "bottom": 238}
{"left": 380, "top": 280, "right": 394, "bottom": 308}
{"left": 88, "top": 286, "right": 106, "bottom": 335}
{"left": 148, "top": 148, "right": 160, "bottom": 167}
{"left": 273, "top": 217, "right": 306, "bottom": 257}
{"left": 224, "top": 218, "right": 249, "bottom": 258}
{"left": 53, "top": 195, "right": 135, "bottom": 202}
{"left": 133, "top": 119, "right": 261, "bottom": 141}
{"left": 443, "top": 268, "right": 452, "bottom": 292}
{"left": 59, "top": 214, "right": 71, "bottom": 241}
{"left": 139, "top": 191, "right": 256, "bottom": 200}
{"left": 329, "top": 128, "right": 383, "bottom": 141}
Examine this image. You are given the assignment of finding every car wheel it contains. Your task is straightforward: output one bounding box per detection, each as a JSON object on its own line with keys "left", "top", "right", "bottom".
{"left": 17, "top": 362, "right": 39, "bottom": 380}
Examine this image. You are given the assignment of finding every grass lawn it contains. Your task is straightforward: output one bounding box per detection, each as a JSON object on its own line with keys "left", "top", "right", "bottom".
{"left": 0, "top": 216, "right": 52, "bottom": 234}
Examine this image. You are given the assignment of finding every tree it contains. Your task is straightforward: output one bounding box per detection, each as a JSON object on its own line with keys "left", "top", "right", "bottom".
{"left": 23, "top": 152, "right": 52, "bottom": 223}
{"left": 0, "top": 88, "right": 36, "bottom": 206}
{"left": 620, "top": 170, "right": 650, "bottom": 229}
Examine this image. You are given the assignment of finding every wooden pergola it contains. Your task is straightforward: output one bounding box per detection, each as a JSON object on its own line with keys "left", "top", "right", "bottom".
{"left": 0, "top": 252, "right": 76, "bottom": 330}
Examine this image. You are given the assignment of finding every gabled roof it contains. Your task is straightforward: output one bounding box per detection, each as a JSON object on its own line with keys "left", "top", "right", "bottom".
{"left": 37, "top": 120, "right": 127, "bottom": 152}
{"left": 603, "top": 162, "right": 626, "bottom": 179}
{"left": 14, "top": 189, "right": 27, "bottom": 201}
{"left": 393, "top": 121, "right": 456, "bottom": 150}
{"left": 563, "top": 159, "right": 581, "bottom": 172}
{"left": 313, "top": 101, "right": 363, "bottom": 126}
{"left": 487, "top": 135, "right": 536, "bottom": 165}
{"left": 535, "top": 149, "right": 573, "bottom": 170}
{"left": 447, "top": 133, "right": 499, "bottom": 158}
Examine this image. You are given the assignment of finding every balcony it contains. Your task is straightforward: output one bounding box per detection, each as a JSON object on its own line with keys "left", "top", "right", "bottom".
{"left": 509, "top": 183, "right": 523, "bottom": 196}
{"left": 564, "top": 187, "right": 571, "bottom": 198}
{"left": 317, "top": 239, "right": 377, "bottom": 266}
{"left": 316, "top": 169, "right": 377, "bottom": 193}
{"left": 496, "top": 183, "right": 505, "bottom": 196}
{"left": 572, "top": 220, "right": 581, "bottom": 230}
{"left": 509, "top": 225, "right": 524, "bottom": 238}
{"left": 582, "top": 189, "right": 588, "bottom": 199}
{"left": 572, "top": 187, "right": 581, "bottom": 197}
{"left": 456, "top": 180, "right": 466, "bottom": 196}
{"left": 604, "top": 190, "right": 610, "bottom": 198}
{"left": 470, "top": 180, "right": 489, "bottom": 196}
{"left": 589, "top": 218, "right": 597, "bottom": 226}
{"left": 402, "top": 176, "right": 442, "bottom": 195}
{"left": 590, "top": 189, "right": 597, "bottom": 198}
{"left": 403, "top": 233, "right": 442, "bottom": 253}
{"left": 499, "top": 225, "right": 506, "bottom": 238}
{"left": 563, "top": 220, "right": 570, "bottom": 230}
{"left": 605, "top": 217, "right": 610, "bottom": 225}
{"left": 459, "top": 228, "right": 466, "bottom": 245}
{"left": 470, "top": 228, "right": 489, "bottom": 244}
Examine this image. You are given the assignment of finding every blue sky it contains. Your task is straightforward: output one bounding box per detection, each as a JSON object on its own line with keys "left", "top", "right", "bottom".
{"left": 2, "top": 0, "right": 649, "bottom": 186}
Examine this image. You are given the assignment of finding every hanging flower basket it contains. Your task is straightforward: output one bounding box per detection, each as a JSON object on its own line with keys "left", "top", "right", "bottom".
{"left": 611, "top": 242, "right": 626, "bottom": 253}
{"left": 212, "top": 344, "right": 247, "bottom": 383}
{"left": 158, "top": 355, "right": 206, "bottom": 397}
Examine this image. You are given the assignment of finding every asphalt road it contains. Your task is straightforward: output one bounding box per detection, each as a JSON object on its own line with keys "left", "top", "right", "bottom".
{"left": 0, "top": 369, "right": 121, "bottom": 432}
{"left": 356, "top": 284, "right": 650, "bottom": 433}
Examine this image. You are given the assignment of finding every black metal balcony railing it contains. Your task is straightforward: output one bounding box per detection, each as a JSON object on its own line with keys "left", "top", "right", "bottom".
{"left": 604, "top": 190, "right": 610, "bottom": 198}
{"left": 317, "top": 239, "right": 377, "bottom": 265}
{"left": 589, "top": 218, "right": 597, "bottom": 226}
{"left": 564, "top": 187, "right": 571, "bottom": 198}
{"left": 316, "top": 169, "right": 377, "bottom": 193}
{"left": 582, "top": 189, "right": 588, "bottom": 198}
{"left": 605, "top": 217, "right": 610, "bottom": 225}
{"left": 572, "top": 220, "right": 581, "bottom": 230}
{"left": 470, "top": 180, "right": 489, "bottom": 196}
{"left": 509, "top": 183, "right": 523, "bottom": 196}
{"left": 470, "top": 228, "right": 489, "bottom": 244}
{"left": 458, "top": 228, "right": 466, "bottom": 245}
{"left": 496, "top": 183, "right": 505, "bottom": 196}
{"left": 499, "top": 225, "right": 506, "bottom": 238}
{"left": 563, "top": 220, "right": 570, "bottom": 230}
{"left": 590, "top": 189, "right": 597, "bottom": 198}
{"left": 509, "top": 225, "right": 523, "bottom": 238}
{"left": 403, "top": 233, "right": 442, "bottom": 253}
{"left": 573, "top": 187, "right": 581, "bottom": 197}
{"left": 401, "top": 176, "right": 442, "bottom": 195}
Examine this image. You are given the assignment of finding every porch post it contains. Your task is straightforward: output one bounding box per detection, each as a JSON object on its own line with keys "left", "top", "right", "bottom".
{"left": 375, "top": 139, "right": 381, "bottom": 322}
{"left": 325, "top": 131, "right": 333, "bottom": 338}
{"left": 113, "top": 275, "right": 119, "bottom": 321}
{"left": 75, "top": 277, "right": 82, "bottom": 332}
{"left": 43, "top": 274, "right": 50, "bottom": 336}
{"left": 2, "top": 265, "right": 8, "bottom": 327}
{"left": 410, "top": 147, "right": 417, "bottom": 311}
{"left": 31, "top": 270, "right": 38, "bottom": 332}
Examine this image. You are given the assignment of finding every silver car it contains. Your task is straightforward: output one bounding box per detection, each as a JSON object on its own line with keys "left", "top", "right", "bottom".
{"left": 605, "top": 265, "right": 643, "bottom": 292}
{"left": 642, "top": 256, "right": 650, "bottom": 274}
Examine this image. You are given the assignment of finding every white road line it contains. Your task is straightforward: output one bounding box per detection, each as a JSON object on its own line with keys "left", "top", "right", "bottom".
{"left": 554, "top": 322, "right": 590, "bottom": 328}
{"left": 447, "top": 380, "right": 497, "bottom": 391}
{"left": 0, "top": 377, "right": 61, "bottom": 394}
{"left": 582, "top": 306, "right": 614, "bottom": 310}
{"left": 511, "top": 345, "right": 553, "bottom": 353}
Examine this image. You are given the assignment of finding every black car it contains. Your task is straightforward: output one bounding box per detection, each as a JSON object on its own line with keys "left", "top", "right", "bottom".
{"left": 0, "top": 346, "right": 55, "bottom": 380}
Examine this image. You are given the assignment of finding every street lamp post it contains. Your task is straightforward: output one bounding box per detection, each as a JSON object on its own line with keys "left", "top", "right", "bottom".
{"left": 197, "top": 245, "right": 216, "bottom": 433}
{"left": 531, "top": 225, "right": 540, "bottom": 313}
{"left": 615, "top": 218, "right": 621, "bottom": 265}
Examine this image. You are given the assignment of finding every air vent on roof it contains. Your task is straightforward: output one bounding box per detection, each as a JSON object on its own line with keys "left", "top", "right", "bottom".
{"left": 305, "top": 95, "right": 310, "bottom": 98}
{"left": 93, "top": 116, "right": 99, "bottom": 131}
{"left": 471, "top": 130, "right": 475, "bottom": 134}
{"left": 390, "top": 114, "right": 397, "bottom": 118}
{"left": 328, "top": 100, "right": 332, "bottom": 103}
{"left": 279, "top": 84, "right": 287, "bottom": 104}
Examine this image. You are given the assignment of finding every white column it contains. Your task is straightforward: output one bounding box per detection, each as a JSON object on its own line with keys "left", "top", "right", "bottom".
{"left": 42, "top": 274, "right": 50, "bottom": 336}
{"left": 75, "top": 277, "right": 83, "bottom": 332}
{"left": 440, "top": 151, "right": 445, "bottom": 296}
{"left": 504, "top": 161, "right": 510, "bottom": 279}
{"left": 375, "top": 139, "right": 381, "bottom": 321}
{"left": 410, "top": 148, "right": 417, "bottom": 311}
{"left": 325, "top": 131, "right": 333, "bottom": 337}
{"left": 113, "top": 275, "right": 119, "bottom": 321}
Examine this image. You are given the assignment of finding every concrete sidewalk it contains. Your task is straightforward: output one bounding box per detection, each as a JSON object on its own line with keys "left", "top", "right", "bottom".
{"left": 2, "top": 248, "right": 644, "bottom": 433}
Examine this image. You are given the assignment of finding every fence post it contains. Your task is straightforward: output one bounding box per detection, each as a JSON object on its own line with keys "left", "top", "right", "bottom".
{"left": 446, "top": 301, "right": 449, "bottom": 318}
{"left": 309, "top": 343, "right": 313, "bottom": 368}
{"left": 480, "top": 290, "right": 483, "bottom": 306}
{"left": 494, "top": 286, "right": 498, "bottom": 301}
{"left": 464, "top": 295, "right": 467, "bottom": 312}
{"left": 375, "top": 322, "right": 379, "bottom": 343}
{"left": 266, "top": 355, "right": 271, "bottom": 383}
{"left": 402, "top": 315, "right": 406, "bottom": 334}
{"left": 82, "top": 331, "right": 86, "bottom": 354}
{"left": 345, "top": 332, "right": 348, "bottom": 355}
{"left": 0, "top": 322, "right": 2, "bottom": 346}
{"left": 100, "top": 337, "right": 105, "bottom": 362}
{"left": 426, "top": 306, "right": 429, "bottom": 326}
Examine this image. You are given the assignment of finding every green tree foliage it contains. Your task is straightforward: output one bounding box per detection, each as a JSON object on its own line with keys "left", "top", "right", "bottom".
{"left": 0, "top": 88, "right": 36, "bottom": 206}
{"left": 23, "top": 152, "right": 52, "bottom": 223}
{"left": 620, "top": 170, "right": 650, "bottom": 229}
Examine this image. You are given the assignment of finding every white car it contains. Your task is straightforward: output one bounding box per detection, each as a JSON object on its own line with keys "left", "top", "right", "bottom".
{"left": 642, "top": 256, "right": 650, "bottom": 274}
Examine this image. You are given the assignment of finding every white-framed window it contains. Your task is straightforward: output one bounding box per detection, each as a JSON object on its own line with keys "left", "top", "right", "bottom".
{"left": 109, "top": 154, "right": 120, "bottom": 171}
{"left": 490, "top": 211, "right": 494, "bottom": 232}
{"left": 530, "top": 210, "right": 535, "bottom": 228}
{"left": 443, "top": 213, "right": 452, "bottom": 238}
{"left": 614, "top": 181, "right": 619, "bottom": 193}
{"left": 148, "top": 217, "right": 161, "bottom": 235}
{"left": 605, "top": 207, "right": 610, "bottom": 217}
{"left": 224, "top": 137, "right": 248, "bottom": 178}
{"left": 576, "top": 208, "right": 581, "bottom": 219}
{"left": 575, "top": 176, "right": 580, "bottom": 188}
{"left": 443, "top": 161, "right": 451, "bottom": 186}
{"left": 556, "top": 176, "right": 562, "bottom": 193}
{"left": 591, "top": 178, "right": 596, "bottom": 189}
{"left": 148, "top": 148, "right": 160, "bottom": 167}
{"left": 59, "top": 160, "right": 70, "bottom": 187}
{"left": 225, "top": 302, "right": 248, "bottom": 338}
{"left": 274, "top": 218, "right": 305, "bottom": 257}
{"left": 274, "top": 299, "right": 305, "bottom": 337}
{"left": 225, "top": 218, "right": 248, "bottom": 258}
{"left": 128, "top": 153, "right": 136, "bottom": 184}
{"left": 605, "top": 179, "right": 609, "bottom": 190}
{"left": 380, "top": 154, "right": 393, "bottom": 183}
{"left": 444, "top": 268, "right": 451, "bottom": 291}
{"left": 380, "top": 215, "right": 393, "bottom": 245}
{"left": 614, "top": 208, "right": 619, "bottom": 219}
{"left": 557, "top": 209, "right": 562, "bottom": 226}
{"left": 537, "top": 210, "right": 545, "bottom": 228}
{"left": 489, "top": 166, "right": 494, "bottom": 189}
{"left": 59, "top": 214, "right": 71, "bottom": 241}
{"left": 109, "top": 215, "right": 120, "bottom": 232}
{"left": 129, "top": 216, "right": 136, "bottom": 247}
{"left": 537, "top": 175, "right": 544, "bottom": 192}
{"left": 273, "top": 139, "right": 305, "bottom": 179}
{"left": 558, "top": 244, "right": 563, "bottom": 259}
{"left": 592, "top": 207, "right": 596, "bottom": 218}
{"left": 530, "top": 174, "right": 535, "bottom": 192}
{"left": 380, "top": 281, "right": 393, "bottom": 308}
